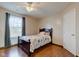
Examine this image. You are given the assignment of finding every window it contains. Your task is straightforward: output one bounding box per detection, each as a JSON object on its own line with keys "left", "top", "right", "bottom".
{"left": 9, "top": 15, "right": 22, "bottom": 44}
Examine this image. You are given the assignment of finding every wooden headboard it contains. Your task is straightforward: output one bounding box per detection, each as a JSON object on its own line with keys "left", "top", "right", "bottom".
{"left": 39, "top": 28, "right": 53, "bottom": 40}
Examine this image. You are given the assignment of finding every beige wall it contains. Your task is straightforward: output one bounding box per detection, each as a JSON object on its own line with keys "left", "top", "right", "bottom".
{"left": 25, "top": 16, "right": 39, "bottom": 35}
{"left": 39, "top": 15, "right": 63, "bottom": 45}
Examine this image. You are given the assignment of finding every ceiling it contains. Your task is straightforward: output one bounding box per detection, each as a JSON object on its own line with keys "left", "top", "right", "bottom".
{"left": 0, "top": 2, "right": 71, "bottom": 18}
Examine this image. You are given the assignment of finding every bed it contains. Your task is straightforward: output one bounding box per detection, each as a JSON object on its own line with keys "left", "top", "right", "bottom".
{"left": 18, "top": 28, "right": 53, "bottom": 56}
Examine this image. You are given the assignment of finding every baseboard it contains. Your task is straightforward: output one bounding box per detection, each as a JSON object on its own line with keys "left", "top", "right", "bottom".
{"left": 0, "top": 44, "right": 18, "bottom": 50}
{"left": 0, "top": 47, "right": 5, "bottom": 50}
{"left": 63, "top": 46, "right": 76, "bottom": 57}
{"left": 53, "top": 43, "right": 63, "bottom": 48}
{"left": 10, "top": 44, "right": 18, "bottom": 47}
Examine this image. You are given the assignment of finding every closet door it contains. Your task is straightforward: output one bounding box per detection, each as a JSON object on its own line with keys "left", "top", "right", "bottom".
{"left": 63, "top": 9, "right": 76, "bottom": 55}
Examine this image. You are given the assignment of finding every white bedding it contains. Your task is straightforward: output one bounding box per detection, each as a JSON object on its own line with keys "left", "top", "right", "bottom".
{"left": 19, "top": 34, "right": 51, "bottom": 52}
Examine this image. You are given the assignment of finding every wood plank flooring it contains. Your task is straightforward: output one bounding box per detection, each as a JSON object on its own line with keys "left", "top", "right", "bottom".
{"left": 0, "top": 44, "right": 74, "bottom": 57}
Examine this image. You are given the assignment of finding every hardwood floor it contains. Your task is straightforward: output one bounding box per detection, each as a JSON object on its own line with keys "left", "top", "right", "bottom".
{"left": 0, "top": 44, "right": 74, "bottom": 57}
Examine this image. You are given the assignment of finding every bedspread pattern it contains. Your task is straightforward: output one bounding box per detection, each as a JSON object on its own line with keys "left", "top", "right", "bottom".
{"left": 19, "top": 34, "right": 51, "bottom": 52}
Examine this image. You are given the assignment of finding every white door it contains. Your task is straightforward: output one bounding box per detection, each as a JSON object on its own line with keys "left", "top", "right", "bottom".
{"left": 63, "top": 9, "right": 76, "bottom": 55}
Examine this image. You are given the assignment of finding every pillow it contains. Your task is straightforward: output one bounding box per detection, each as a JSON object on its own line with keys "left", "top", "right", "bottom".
{"left": 39, "top": 32, "right": 46, "bottom": 35}
{"left": 45, "top": 32, "right": 50, "bottom": 35}
{"left": 39, "top": 32, "right": 50, "bottom": 35}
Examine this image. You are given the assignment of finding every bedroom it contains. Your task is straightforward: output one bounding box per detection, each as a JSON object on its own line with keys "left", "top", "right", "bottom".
{"left": 0, "top": 2, "right": 79, "bottom": 57}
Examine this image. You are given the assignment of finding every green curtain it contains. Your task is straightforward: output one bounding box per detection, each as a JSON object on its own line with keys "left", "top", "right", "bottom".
{"left": 22, "top": 17, "right": 26, "bottom": 36}
{"left": 5, "top": 13, "right": 11, "bottom": 48}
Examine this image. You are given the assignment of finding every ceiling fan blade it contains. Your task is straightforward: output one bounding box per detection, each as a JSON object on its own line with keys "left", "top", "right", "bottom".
{"left": 15, "top": 2, "right": 45, "bottom": 9}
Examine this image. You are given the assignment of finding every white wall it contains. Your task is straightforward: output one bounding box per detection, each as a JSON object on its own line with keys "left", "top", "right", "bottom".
{"left": 62, "top": 3, "right": 79, "bottom": 56}
{"left": 0, "top": 8, "right": 5, "bottom": 47}
{"left": 38, "top": 4, "right": 79, "bottom": 56}
{"left": 39, "top": 15, "right": 63, "bottom": 45}
{"left": 76, "top": 4, "right": 79, "bottom": 56}
{"left": 38, "top": 3, "right": 79, "bottom": 47}
{"left": 63, "top": 8, "right": 76, "bottom": 55}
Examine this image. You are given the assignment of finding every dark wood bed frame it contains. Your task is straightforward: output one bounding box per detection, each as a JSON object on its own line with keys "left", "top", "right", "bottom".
{"left": 18, "top": 28, "right": 53, "bottom": 56}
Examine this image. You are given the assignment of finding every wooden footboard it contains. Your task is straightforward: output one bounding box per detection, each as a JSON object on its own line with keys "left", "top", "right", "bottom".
{"left": 18, "top": 28, "right": 53, "bottom": 57}
{"left": 18, "top": 36, "right": 31, "bottom": 56}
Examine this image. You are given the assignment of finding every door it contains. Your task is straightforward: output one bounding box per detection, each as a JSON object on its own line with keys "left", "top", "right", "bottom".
{"left": 63, "top": 9, "right": 76, "bottom": 55}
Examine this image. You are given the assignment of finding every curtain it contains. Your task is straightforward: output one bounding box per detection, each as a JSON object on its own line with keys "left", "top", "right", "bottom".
{"left": 5, "top": 13, "right": 11, "bottom": 48}
{"left": 22, "top": 17, "right": 26, "bottom": 36}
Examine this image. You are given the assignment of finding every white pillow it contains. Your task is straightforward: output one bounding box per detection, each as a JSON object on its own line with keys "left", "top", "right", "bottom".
{"left": 39, "top": 32, "right": 46, "bottom": 35}
{"left": 39, "top": 32, "right": 50, "bottom": 35}
{"left": 45, "top": 32, "right": 50, "bottom": 35}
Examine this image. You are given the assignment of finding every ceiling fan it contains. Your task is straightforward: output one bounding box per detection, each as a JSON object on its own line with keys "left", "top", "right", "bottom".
{"left": 25, "top": 2, "right": 35, "bottom": 12}
{"left": 16, "top": 2, "right": 41, "bottom": 12}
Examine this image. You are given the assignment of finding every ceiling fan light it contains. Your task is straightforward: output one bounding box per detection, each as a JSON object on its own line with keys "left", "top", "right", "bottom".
{"left": 26, "top": 6, "right": 36, "bottom": 12}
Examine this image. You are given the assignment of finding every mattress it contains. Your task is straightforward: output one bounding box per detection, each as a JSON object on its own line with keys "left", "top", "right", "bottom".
{"left": 19, "top": 34, "right": 51, "bottom": 52}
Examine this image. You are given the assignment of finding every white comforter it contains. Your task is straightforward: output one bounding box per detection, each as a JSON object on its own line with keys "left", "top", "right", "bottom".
{"left": 20, "top": 34, "right": 51, "bottom": 52}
